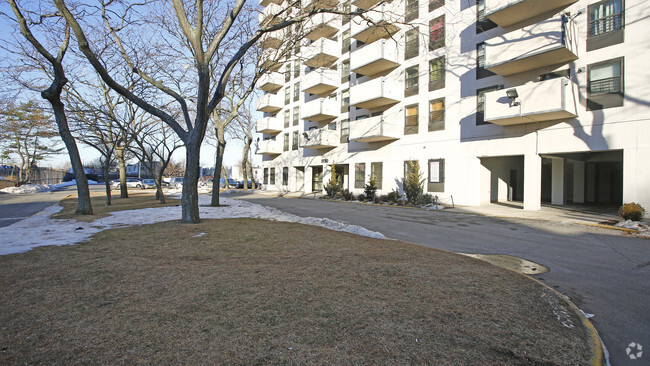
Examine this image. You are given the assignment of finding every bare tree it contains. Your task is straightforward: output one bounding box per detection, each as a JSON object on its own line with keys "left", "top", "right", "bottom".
{"left": 228, "top": 100, "right": 256, "bottom": 190}
{"left": 4, "top": 0, "right": 93, "bottom": 214}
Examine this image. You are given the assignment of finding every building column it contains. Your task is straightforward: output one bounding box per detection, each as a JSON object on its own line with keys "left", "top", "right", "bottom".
{"left": 524, "top": 153, "right": 542, "bottom": 211}
{"left": 573, "top": 160, "right": 585, "bottom": 203}
{"left": 551, "top": 157, "right": 565, "bottom": 205}
{"left": 305, "top": 166, "right": 313, "bottom": 193}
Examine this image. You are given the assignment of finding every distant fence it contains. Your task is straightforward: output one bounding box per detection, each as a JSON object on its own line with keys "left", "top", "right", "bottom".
{"left": 0, "top": 166, "right": 68, "bottom": 185}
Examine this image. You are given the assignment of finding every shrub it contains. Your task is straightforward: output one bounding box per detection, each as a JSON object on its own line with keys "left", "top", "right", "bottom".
{"left": 357, "top": 193, "right": 366, "bottom": 202}
{"left": 341, "top": 189, "right": 354, "bottom": 201}
{"left": 364, "top": 177, "right": 377, "bottom": 201}
{"left": 421, "top": 193, "right": 434, "bottom": 205}
{"left": 386, "top": 190, "right": 400, "bottom": 203}
{"left": 324, "top": 163, "right": 340, "bottom": 199}
{"left": 619, "top": 202, "right": 646, "bottom": 221}
{"left": 403, "top": 161, "right": 425, "bottom": 205}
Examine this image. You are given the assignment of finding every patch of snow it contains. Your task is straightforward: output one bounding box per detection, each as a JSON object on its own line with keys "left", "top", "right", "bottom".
{"left": 0, "top": 180, "right": 101, "bottom": 194}
{"left": 0, "top": 194, "right": 385, "bottom": 255}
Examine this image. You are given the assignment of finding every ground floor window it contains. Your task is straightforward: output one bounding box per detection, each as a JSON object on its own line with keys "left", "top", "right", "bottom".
{"left": 263, "top": 168, "right": 269, "bottom": 185}
{"left": 270, "top": 167, "right": 276, "bottom": 185}
{"left": 282, "top": 167, "right": 289, "bottom": 186}
{"left": 355, "top": 163, "right": 365, "bottom": 189}
{"left": 371, "top": 162, "right": 383, "bottom": 190}
{"left": 427, "top": 158, "right": 445, "bottom": 192}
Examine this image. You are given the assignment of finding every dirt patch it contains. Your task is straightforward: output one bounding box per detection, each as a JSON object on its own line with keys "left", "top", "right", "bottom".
{"left": 53, "top": 190, "right": 180, "bottom": 222}
{"left": 0, "top": 219, "right": 593, "bottom": 365}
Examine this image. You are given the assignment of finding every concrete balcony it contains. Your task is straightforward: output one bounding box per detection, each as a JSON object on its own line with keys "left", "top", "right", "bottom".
{"left": 352, "top": 0, "right": 392, "bottom": 10}
{"left": 260, "top": 49, "right": 283, "bottom": 71}
{"left": 350, "top": 77, "right": 400, "bottom": 109}
{"left": 351, "top": 4, "right": 400, "bottom": 44}
{"left": 260, "top": 28, "right": 287, "bottom": 49}
{"left": 302, "top": 69, "right": 339, "bottom": 96}
{"left": 484, "top": 78, "right": 578, "bottom": 126}
{"left": 303, "top": 0, "right": 340, "bottom": 11}
{"left": 350, "top": 39, "right": 400, "bottom": 76}
{"left": 304, "top": 13, "right": 339, "bottom": 41}
{"left": 486, "top": 0, "right": 578, "bottom": 28}
{"left": 303, "top": 38, "right": 339, "bottom": 68}
{"left": 301, "top": 128, "right": 339, "bottom": 149}
{"left": 302, "top": 98, "right": 339, "bottom": 122}
{"left": 260, "top": 0, "right": 283, "bottom": 6}
{"left": 257, "top": 138, "right": 283, "bottom": 155}
{"left": 256, "top": 93, "right": 283, "bottom": 113}
{"left": 256, "top": 117, "right": 283, "bottom": 134}
{"left": 349, "top": 115, "right": 400, "bottom": 142}
{"left": 485, "top": 16, "right": 578, "bottom": 76}
{"left": 258, "top": 71, "right": 284, "bottom": 93}
{"left": 258, "top": 3, "right": 283, "bottom": 27}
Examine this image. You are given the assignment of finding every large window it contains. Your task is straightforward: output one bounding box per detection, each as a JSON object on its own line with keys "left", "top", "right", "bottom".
{"left": 342, "top": 0, "right": 351, "bottom": 25}
{"left": 405, "top": 104, "right": 419, "bottom": 135}
{"left": 476, "top": 42, "right": 496, "bottom": 79}
{"left": 340, "top": 119, "right": 350, "bottom": 143}
{"left": 293, "top": 82, "right": 300, "bottom": 102}
{"left": 284, "top": 87, "right": 291, "bottom": 105}
{"left": 587, "top": 58, "right": 624, "bottom": 110}
{"left": 405, "top": 29, "right": 419, "bottom": 60}
{"left": 405, "top": 65, "right": 419, "bottom": 97}
{"left": 341, "top": 59, "right": 350, "bottom": 83}
{"left": 429, "top": 16, "right": 445, "bottom": 51}
{"left": 285, "top": 64, "right": 291, "bottom": 82}
{"left": 587, "top": 0, "right": 624, "bottom": 51}
{"left": 371, "top": 162, "right": 383, "bottom": 190}
{"left": 284, "top": 110, "right": 290, "bottom": 128}
{"left": 292, "top": 131, "right": 299, "bottom": 150}
{"left": 342, "top": 29, "right": 351, "bottom": 53}
{"left": 429, "top": 0, "right": 444, "bottom": 12}
{"left": 294, "top": 60, "right": 300, "bottom": 78}
{"left": 429, "top": 98, "right": 445, "bottom": 131}
{"left": 476, "top": 0, "right": 497, "bottom": 33}
{"left": 270, "top": 167, "right": 276, "bottom": 185}
{"left": 341, "top": 89, "right": 350, "bottom": 112}
{"left": 476, "top": 85, "right": 499, "bottom": 125}
{"left": 355, "top": 163, "right": 365, "bottom": 189}
{"left": 283, "top": 133, "right": 289, "bottom": 151}
{"left": 293, "top": 106, "right": 299, "bottom": 126}
{"left": 429, "top": 56, "right": 445, "bottom": 91}
{"left": 282, "top": 167, "right": 289, "bottom": 186}
{"left": 427, "top": 158, "right": 445, "bottom": 192}
{"left": 405, "top": 0, "right": 419, "bottom": 22}
{"left": 263, "top": 168, "right": 269, "bottom": 184}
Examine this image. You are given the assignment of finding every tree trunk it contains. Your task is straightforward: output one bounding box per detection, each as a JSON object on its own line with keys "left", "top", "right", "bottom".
{"left": 116, "top": 146, "right": 128, "bottom": 198}
{"left": 181, "top": 140, "right": 201, "bottom": 223}
{"left": 241, "top": 136, "right": 251, "bottom": 189}
{"left": 210, "top": 126, "right": 226, "bottom": 206}
{"left": 103, "top": 160, "right": 112, "bottom": 206}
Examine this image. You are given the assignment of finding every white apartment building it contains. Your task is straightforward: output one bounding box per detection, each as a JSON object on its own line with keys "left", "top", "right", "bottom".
{"left": 255, "top": 0, "right": 649, "bottom": 211}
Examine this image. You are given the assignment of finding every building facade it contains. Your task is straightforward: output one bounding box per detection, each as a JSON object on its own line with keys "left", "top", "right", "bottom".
{"left": 255, "top": 0, "right": 649, "bottom": 210}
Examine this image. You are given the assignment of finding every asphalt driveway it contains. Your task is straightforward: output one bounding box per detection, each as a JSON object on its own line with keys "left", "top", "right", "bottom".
{"left": 238, "top": 193, "right": 649, "bottom": 366}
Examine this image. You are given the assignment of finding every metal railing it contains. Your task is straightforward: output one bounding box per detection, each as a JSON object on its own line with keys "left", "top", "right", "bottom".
{"left": 589, "top": 76, "right": 621, "bottom": 95}
{"left": 589, "top": 12, "right": 623, "bottom": 37}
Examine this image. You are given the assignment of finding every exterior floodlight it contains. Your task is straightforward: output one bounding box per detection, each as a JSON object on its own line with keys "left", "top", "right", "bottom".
{"left": 506, "top": 88, "right": 519, "bottom": 99}
{"left": 302, "top": 132, "right": 309, "bottom": 139}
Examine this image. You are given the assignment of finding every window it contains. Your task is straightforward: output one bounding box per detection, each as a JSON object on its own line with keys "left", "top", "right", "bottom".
{"left": 341, "top": 89, "right": 350, "bottom": 113}
{"left": 476, "top": 0, "right": 497, "bottom": 33}
{"left": 263, "top": 168, "right": 269, "bottom": 184}
{"left": 284, "top": 87, "right": 291, "bottom": 105}
{"left": 371, "top": 162, "right": 383, "bottom": 189}
{"left": 341, "top": 59, "right": 350, "bottom": 83}
{"left": 283, "top": 133, "right": 289, "bottom": 151}
{"left": 355, "top": 163, "right": 365, "bottom": 189}
{"left": 284, "top": 109, "right": 290, "bottom": 128}
{"left": 294, "top": 60, "right": 300, "bottom": 78}
{"left": 405, "top": 29, "right": 419, "bottom": 60}
{"left": 476, "top": 85, "right": 499, "bottom": 125}
{"left": 429, "top": 0, "right": 444, "bottom": 12}
{"left": 429, "top": 98, "right": 445, "bottom": 131}
{"left": 270, "top": 167, "right": 276, "bottom": 185}
{"left": 405, "top": 66, "right": 419, "bottom": 97}
{"left": 282, "top": 167, "right": 289, "bottom": 186}
{"left": 587, "top": 0, "right": 624, "bottom": 51}
{"left": 293, "top": 82, "right": 300, "bottom": 102}
{"left": 476, "top": 42, "right": 496, "bottom": 79}
{"left": 429, "top": 56, "right": 445, "bottom": 91}
{"left": 342, "top": 0, "right": 351, "bottom": 25}
{"left": 429, "top": 16, "right": 445, "bottom": 51}
{"left": 342, "top": 29, "right": 351, "bottom": 54}
{"left": 340, "top": 119, "right": 349, "bottom": 143}
{"left": 293, "top": 106, "right": 299, "bottom": 126}
{"left": 328, "top": 122, "right": 337, "bottom": 130}
{"left": 427, "top": 158, "right": 445, "bottom": 192}
{"left": 404, "top": 160, "right": 418, "bottom": 180}
{"left": 292, "top": 131, "right": 299, "bottom": 150}
{"left": 405, "top": 0, "right": 419, "bottom": 22}
{"left": 283, "top": 65, "right": 293, "bottom": 83}
{"left": 587, "top": 58, "right": 624, "bottom": 110}
{"left": 405, "top": 104, "right": 419, "bottom": 135}
{"left": 294, "top": 44, "right": 300, "bottom": 56}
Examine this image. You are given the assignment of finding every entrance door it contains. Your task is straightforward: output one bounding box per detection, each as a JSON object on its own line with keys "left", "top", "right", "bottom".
{"left": 312, "top": 166, "right": 323, "bottom": 192}
{"left": 296, "top": 167, "right": 305, "bottom": 192}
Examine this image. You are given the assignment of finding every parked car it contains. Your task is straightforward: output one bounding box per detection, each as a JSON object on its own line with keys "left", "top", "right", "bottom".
{"left": 111, "top": 178, "right": 144, "bottom": 189}
{"left": 237, "top": 180, "right": 259, "bottom": 189}
{"left": 169, "top": 177, "right": 184, "bottom": 189}
{"left": 199, "top": 179, "right": 213, "bottom": 188}
{"left": 220, "top": 178, "right": 238, "bottom": 188}
{"left": 142, "top": 179, "right": 156, "bottom": 189}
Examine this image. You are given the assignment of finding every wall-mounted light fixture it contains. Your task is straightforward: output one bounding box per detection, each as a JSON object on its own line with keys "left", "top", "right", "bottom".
{"left": 506, "top": 88, "right": 520, "bottom": 106}
{"left": 302, "top": 132, "right": 309, "bottom": 140}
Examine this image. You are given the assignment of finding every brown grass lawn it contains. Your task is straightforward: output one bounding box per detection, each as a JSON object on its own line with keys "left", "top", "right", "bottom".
{"left": 0, "top": 218, "right": 593, "bottom": 365}
{"left": 53, "top": 190, "right": 180, "bottom": 222}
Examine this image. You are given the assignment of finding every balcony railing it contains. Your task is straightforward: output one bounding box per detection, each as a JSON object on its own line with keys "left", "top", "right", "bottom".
{"left": 484, "top": 16, "right": 578, "bottom": 76}
{"left": 350, "top": 39, "right": 400, "bottom": 76}
{"left": 589, "top": 76, "right": 621, "bottom": 95}
{"left": 258, "top": 3, "right": 284, "bottom": 27}
{"left": 351, "top": 3, "right": 401, "bottom": 44}
{"left": 303, "top": 38, "right": 339, "bottom": 68}
{"left": 258, "top": 71, "right": 284, "bottom": 92}
{"left": 350, "top": 77, "right": 401, "bottom": 109}
{"left": 301, "top": 128, "right": 339, "bottom": 149}
{"left": 484, "top": 77, "right": 578, "bottom": 126}
{"left": 257, "top": 138, "right": 283, "bottom": 155}
{"left": 256, "top": 117, "right": 283, "bottom": 134}
{"left": 302, "top": 98, "right": 339, "bottom": 122}
{"left": 485, "top": 0, "right": 578, "bottom": 27}
{"left": 304, "top": 13, "right": 339, "bottom": 41}
{"left": 256, "top": 93, "right": 283, "bottom": 113}
{"left": 589, "top": 12, "right": 623, "bottom": 37}
{"left": 302, "top": 69, "right": 339, "bottom": 96}
{"left": 349, "top": 115, "right": 400, "bottom": 142}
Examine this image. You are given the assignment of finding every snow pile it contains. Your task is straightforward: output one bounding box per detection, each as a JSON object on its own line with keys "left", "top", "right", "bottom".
{"left": 0, "top": 194, "right": 385, "bottom": 255}
{"left": 615, "top": 220, "right": 650, "bottom": 236}
{"left": 0, "top": 180, "right": 100, "bottom": 194}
